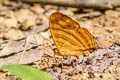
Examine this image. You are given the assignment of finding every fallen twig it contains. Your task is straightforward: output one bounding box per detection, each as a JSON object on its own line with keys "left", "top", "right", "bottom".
{"left": 12, "top": 0, "right": 120, "bottom": 10}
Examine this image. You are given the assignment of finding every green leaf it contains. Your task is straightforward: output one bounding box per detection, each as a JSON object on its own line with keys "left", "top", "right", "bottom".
{"left": 0, "top": 64, "right": 53, "bottom": 80}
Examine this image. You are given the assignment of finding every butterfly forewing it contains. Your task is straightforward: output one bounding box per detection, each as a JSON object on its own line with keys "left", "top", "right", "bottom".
{"left": 49, "top": 12, "right": 95, "bottom": 57}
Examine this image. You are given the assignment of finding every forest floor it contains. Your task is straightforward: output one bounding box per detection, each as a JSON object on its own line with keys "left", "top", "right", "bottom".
{"left": 0, "top": 0, "right": 120, "bottom": 80}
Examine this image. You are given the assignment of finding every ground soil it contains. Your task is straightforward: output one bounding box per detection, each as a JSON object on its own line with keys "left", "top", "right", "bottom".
{"left": 0, "top": 0, "right": 120, "bottom": 80}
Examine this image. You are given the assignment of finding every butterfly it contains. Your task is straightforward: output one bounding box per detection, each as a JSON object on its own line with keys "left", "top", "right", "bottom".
{"left": 49, "top": 12, "right": 95, "bottom": 58}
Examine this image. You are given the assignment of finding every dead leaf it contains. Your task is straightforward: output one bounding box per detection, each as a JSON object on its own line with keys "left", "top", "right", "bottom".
{"left": 4, "top": 28, "right": 24, "bottom": 40}
{"left": 0, "top": 32, "right": 45, "bottom": 66}
{"left": 0, "top": 48, "right": 44, "bottom": 66}
{"left": 16, "top": 9, "right": 37, "bottom": 30}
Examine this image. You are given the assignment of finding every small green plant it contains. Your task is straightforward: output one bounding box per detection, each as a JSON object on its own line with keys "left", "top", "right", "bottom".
{"left": 0, "top": 64, "right": 53, "bottom": 80}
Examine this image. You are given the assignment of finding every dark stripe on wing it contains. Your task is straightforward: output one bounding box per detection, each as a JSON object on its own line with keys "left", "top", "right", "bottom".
{"left": 54, "top": 34, "right": 78, "bottom": 46}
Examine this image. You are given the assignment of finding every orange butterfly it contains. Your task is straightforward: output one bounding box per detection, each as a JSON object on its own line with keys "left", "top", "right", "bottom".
{"left": 49, "top": 12, "right": 95, "bottom": 58}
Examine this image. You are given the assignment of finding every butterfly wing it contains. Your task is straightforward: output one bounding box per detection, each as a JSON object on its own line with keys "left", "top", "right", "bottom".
{"left": 49, "top": 12, "right": 95, "bottom": 57}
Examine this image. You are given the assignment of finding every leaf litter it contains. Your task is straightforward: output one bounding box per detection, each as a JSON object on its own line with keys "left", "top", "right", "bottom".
{"left": 0, "top": 0, "right": 120, "bottom": 80}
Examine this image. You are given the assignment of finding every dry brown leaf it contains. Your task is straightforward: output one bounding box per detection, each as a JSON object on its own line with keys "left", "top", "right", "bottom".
{"left": 16, "top": 9, "right": 37, "bottom": 30}
{"left": 0, "top": 11, "right": 18, "bottom": 29}
{"left": 0, "top": 40, "right": 24, "bottom": 57}
{"left": 0, "top": 48, "right": 44, "bottom": 66}
{"left": 4, "top": 29, "right": 24, "bottom": 40}
{"left": 0, "top": 33, "right": 45, "bottom": 66}
{"left": 0, "top": 33, "right": 44, "bottom": 57}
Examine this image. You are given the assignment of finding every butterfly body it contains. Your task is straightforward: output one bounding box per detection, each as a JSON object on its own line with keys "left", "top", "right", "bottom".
{"left": 49, "top": 12, "right": 95, "bottom": 57}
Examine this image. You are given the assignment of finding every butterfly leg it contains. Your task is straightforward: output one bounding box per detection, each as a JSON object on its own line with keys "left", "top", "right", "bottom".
{"left": 71, "top": 59, "right": 76, "bottom": 68}
{"left": 53, "top": 48, "right": 68, "bottom": 72}
{"left": 53, "top": 48, "right": 59, "bottom": 65}
{"left": 71, "top": 56, "right": 79, "bottom": 68}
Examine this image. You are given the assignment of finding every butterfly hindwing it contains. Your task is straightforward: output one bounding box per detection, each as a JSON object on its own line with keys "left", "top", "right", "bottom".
{"left": 49, "top": 12, "right": 95, "bottom": 57}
